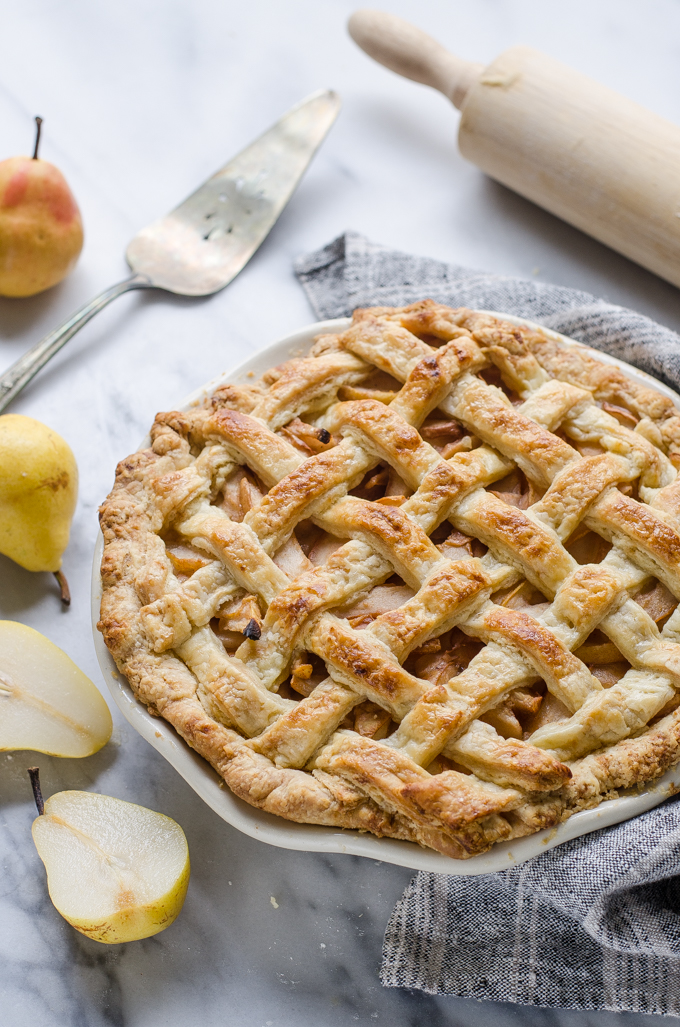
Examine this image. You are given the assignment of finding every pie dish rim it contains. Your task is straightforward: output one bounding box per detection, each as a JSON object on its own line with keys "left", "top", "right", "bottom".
{"left": 90, "top": 312, "right": 680, "bottom": 875}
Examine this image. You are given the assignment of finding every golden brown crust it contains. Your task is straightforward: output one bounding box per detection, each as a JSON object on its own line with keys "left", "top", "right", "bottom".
{"left": 98, "top": 300, "right": 680, "bottom": 859}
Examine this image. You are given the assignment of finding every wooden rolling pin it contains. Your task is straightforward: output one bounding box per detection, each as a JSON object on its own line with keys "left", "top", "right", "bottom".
{"left": 349, "top": 9, "right": 680, "bottom": 289}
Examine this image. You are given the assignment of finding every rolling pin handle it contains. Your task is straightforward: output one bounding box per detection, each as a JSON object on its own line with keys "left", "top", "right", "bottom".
{"left": 348, "top": 9, "right": 482, "bottom": 109}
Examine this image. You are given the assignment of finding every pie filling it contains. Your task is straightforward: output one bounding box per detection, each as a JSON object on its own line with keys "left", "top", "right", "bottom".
{"left": 98, "top": 302, "right": 680, "bottom": 859}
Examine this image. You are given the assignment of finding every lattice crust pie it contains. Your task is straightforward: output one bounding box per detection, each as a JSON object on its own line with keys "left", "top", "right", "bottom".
{"left": 98, "top": 302, "right": 680, "bottom": 859}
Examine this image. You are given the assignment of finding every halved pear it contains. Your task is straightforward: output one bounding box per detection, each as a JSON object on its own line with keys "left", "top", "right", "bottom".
{"left": 0, "top": 621, "right": 111, "bottom": 756}
{"left": 32, "top": 790, "right": 190, "bottom": 943}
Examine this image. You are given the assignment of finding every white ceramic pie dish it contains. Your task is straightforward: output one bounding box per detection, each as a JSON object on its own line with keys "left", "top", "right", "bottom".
{"left": 91, "top": 313, "right": 680, "bottom": 875}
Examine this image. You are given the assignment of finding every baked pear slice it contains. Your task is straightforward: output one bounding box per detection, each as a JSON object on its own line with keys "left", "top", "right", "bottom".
{"left": 32, "top": 788, "right": 190, "bottom": 943}
{"left": 0, "top": 621, "right": 111, "bottom": 756}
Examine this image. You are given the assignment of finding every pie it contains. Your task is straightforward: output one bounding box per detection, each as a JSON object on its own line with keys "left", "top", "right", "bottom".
{"left": 98, "top": 302, "right": 680, "bottom": 859}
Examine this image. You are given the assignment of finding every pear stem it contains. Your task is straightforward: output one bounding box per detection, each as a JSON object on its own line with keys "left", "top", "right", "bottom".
{"left": 54, "top": 570, "right": 71, "bottom": 606}
{"left": 28, "top": 767, "right": 45, "bottom": 815}
{"left": 32, "top": 116, "right": 43, "bottom": 160}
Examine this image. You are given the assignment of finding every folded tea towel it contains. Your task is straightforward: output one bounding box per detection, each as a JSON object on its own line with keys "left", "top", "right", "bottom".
{"left": 295, "top": 232, "right": 680, "bottom": 1016}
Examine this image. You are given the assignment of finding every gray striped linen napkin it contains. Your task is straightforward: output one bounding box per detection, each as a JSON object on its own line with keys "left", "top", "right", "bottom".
{"left": 294, "top": 232, "right": 680, "bottom": 1016}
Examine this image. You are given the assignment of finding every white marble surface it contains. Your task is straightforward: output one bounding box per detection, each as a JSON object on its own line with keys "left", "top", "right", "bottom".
{"left": 2, "top": 1, "right": 680, "bottom": 1024}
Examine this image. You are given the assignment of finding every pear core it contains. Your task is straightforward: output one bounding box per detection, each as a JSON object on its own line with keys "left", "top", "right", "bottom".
{"left": 0, "top": 155, "right": 83, "bottom": 297}
{"left": 32, "top": 791, "right": 190, "bottom": 944}
{"left": 0, "top": 414, "right": 78, "bottom": 573}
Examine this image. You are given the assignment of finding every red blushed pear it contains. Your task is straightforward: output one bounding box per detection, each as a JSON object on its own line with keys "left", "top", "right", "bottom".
{"left": 0, "top": 117, "right": 83, "bottom": 297}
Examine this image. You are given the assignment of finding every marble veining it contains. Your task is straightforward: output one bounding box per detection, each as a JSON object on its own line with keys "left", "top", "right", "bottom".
{"left": 2, "top": 0, "right": 680, "bottom": 1024}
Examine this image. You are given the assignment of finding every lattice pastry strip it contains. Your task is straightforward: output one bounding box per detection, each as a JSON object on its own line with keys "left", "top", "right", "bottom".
{"left": 99, "top": 301, "right": 680, "bottom": 858}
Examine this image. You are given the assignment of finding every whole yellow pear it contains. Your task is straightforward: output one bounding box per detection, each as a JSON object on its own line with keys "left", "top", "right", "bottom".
{"left": 0, "top": 118, "right": 83, "bottom": 297}
{"left": 0, "top": 414, "right": 77, "bottom": 574}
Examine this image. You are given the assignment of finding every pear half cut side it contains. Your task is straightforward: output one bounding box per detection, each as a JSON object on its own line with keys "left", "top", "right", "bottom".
{"left": 0, "top": 621, "right": 112, "bottom": 756}
{"left": 32, "top": 791, "right": 190, "bottom": 944}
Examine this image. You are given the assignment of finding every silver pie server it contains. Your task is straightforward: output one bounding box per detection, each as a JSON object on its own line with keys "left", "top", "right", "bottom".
{"left": 0, "top": 89, "right": 341, "bottom": 413}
